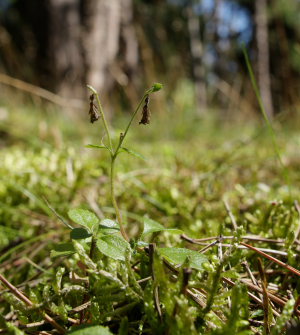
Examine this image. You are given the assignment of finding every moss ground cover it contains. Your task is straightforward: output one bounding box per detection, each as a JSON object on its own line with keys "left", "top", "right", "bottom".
{"left": 0, "top": 97, "right": 300, "bottom": 334}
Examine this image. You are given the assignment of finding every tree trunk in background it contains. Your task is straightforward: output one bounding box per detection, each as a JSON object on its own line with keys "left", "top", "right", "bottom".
{"left": 120, "top": 0, "right": 139, "bottom": 80}
{"left": 81, "top": 0, "right": 121, "bottom": 94}
{"left": 47, "top": 0, "right": 84, "bottom": 98}
{"left": 81, "top": 0, "right": 138, "bottom": 96}
{"left": 255, "top": 0, "right": 274, "bottom": 119}
{"left": 186, "top": 2, "right": 207, "bottom": 115}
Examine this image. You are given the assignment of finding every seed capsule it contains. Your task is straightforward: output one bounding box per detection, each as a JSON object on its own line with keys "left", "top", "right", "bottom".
{"left": 89, "top": 94, "right": 99, "bottom": 123}
{"left": 139, "top": 95, "right": 150, "bottom": 125}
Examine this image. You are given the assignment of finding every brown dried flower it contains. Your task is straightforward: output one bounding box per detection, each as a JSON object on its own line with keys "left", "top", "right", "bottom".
{"left": 139, "top": 95, "right": 150, "bottom": 125}
{"left": 89, "top": 94, "right": 99, "bottom": 123}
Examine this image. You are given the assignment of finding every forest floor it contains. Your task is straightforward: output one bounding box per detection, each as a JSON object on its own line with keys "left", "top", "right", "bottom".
{"left": 0, "top": 103, "right": 300, "bottom": 334}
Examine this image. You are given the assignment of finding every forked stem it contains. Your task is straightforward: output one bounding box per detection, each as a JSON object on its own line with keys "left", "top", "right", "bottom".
{"left": 87, "top": 84, "right": 162, "bottom": 242}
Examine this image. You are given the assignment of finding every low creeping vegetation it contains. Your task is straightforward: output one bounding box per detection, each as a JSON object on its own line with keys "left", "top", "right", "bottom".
{"left": 0, "top": 83, "right": 300, "bottom": 334}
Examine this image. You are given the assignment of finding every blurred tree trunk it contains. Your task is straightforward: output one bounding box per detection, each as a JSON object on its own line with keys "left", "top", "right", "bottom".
{"left": 46, "top": 0, "right": 138, "bottom": 98}
{"left": 82, "top": 0, "right": 139, "bottom": 97}
{"left": 186, "top": 1, "right": 207, "bottom": 115}
{"left": 47, "top": 0, "right": 84, "bottom": 98}
{"left": 81, "top": 0, "right": 121, "bottom": 94}
{"left": 255, "top": 0, "right": 274, "bottom": 118}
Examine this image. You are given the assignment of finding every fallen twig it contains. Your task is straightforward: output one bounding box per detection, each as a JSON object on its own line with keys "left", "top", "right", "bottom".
{"left": 0, "top": 274, "right": 66, "bottom": 334}
{"left": 223, "top": 199, "right": 238, "bottom": 231}
{"left": 240, "top": 242, "right": 300, "bottom": 277}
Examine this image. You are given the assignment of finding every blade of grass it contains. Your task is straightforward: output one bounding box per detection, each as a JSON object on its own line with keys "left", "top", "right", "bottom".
{"left": 242, "top": 44, "right": 291, "bottom": 196}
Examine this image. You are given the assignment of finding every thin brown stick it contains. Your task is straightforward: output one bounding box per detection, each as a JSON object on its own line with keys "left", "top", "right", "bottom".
{"left": 181, "top": 234, "right": 290, "bottom": 245}
{"left": 294, "top": 200, "right": 300, "bottom": 242}
{"left": 186, "top": 288, "right": 206, "bottom": 308}
{"left": 0, "top": 72, "right": 84, "bottom": 109}
{"left": 257, "top": 258, "right": 271, "bottom": 334}
{"left": 222, "top": 277, "right": 281, "bottom": 317}
{"left": 182, "top": 236, "right": 287, "bottom": 256}
{"left": 149, "top": 244, "right": 162, "bottom": 320}
{"left": 199, "top": 240, "right": 219, "bottom": 253}
{"left": 241, "top": 242, "right": 300, "bottom": 277}
{"left": 242, "top": 261, "right": 259, "bottom": 286}
{"left": 0, "top": 274, "right": 66, "bottom": 334}
{"left": 70, "top": 301, "right": 91, "bottom": 314}
{"left": 137, "top": 276, "right": 152, "bottom": 284}
{"left": 223, "top": 200, "right": 238, "bottom": 231}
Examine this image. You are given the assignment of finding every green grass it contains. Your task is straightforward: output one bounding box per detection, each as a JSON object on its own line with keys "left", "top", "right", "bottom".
{"left": 0, "top": 99, "right": 300, "bottom": 334}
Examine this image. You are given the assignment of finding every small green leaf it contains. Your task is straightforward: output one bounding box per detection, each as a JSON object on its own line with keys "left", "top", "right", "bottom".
{"left": 70, "top": 228, "right": 92, "bottom": 240}
{"left": 142, "top": 217, "right": 182, "bottom": 237}
{"left": 68, "top": 324, "right": 113, "bottom": 335}
{"left": 120, "top": 147, "right": 146, "bottom": 160}
{"left": 96, "top": 235, "right": 130, "bottom": 261}
{"left": 98, "top": 219, "right": 120, "bottom": 234}
{"left": 158, "top": 247, "right": 207, "bottom": 271}
{"left": 151, "top": 83, "right": 163, "bottom": 92}
{"left": 85, "top": 144, "right": 108, "bottom": 150}
{"left": 68, "top": 209, "right": 99, "bottom": 233}
{"left": 51, "top": 242, "right": 76, "bottom": 258}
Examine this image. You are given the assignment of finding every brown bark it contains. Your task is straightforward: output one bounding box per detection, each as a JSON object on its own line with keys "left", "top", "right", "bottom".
{"left": 255, "top": 0, "right": 274, "bottom": 118}
{"left": 186, "top": 3, "right": 207, "bottom": 115}
{"left": 47, "top": 0, "right": 84, "bottom": 98}
{"left": 81, "top": 0, "right": 121, "bottom": 94}
{"left": 81, "top": 0, "right": 139, "bottom": 95}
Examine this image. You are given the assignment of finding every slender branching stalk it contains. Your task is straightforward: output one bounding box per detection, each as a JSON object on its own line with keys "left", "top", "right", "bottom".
{"left": 87, "top": 84, "right": 162, "bottom": 241}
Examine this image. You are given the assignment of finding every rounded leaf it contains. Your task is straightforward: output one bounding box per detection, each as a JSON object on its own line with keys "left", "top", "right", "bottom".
{"left": 96, "top": 235, "right": 130, "bottom": 261}
{"left": 98, "top": 219, "right": 120, "bottom": 234}
{"left": 50, "top": 242, "right": 75, "bottom": 258}
{"left": 68, "top": 209, "right": 99, "bottom": 232}
{"left": 158, "top": 247, "right": 207, "bottom": 271}
{"left": 70, "top": 228, "right": 92, "bottom": 240}
{"left": 142, "top": 217, "right": 182, "bottom": 237}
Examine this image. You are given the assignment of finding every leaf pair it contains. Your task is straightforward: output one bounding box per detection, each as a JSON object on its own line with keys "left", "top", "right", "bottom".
{"left": 52, "top": 208, "right": 130, "bottom": 261}
{"left": 86, "top": 144, "right": 146, "bottom": 161}
{"left": 68, "top": 209, "right": 99, "bottom": 239}
{"left": 141, "top": 217, "right": 207, "bottom": 270}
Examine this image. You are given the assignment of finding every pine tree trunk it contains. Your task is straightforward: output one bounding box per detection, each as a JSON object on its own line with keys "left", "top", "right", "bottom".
{"left": 81, "top": 0, "right": 121, "bottom": 94}
{"left": 47, "top": 0, "right": 84, "bottom": 98}
{"left": 255, "top": 0, "right": 274, "bottom": 118}
{"left": 186, "top": 2, "right": 207, "bottom": 115}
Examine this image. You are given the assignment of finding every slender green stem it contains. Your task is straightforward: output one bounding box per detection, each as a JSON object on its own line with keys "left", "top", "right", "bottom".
{"left": 114, "top": 91, "right": 150, "bottom": 156}
{"left": 89, "top": 236, "right": 97, "bottom": 260}
{"left": 87, "top": 86, "right": 113, "bottom": 151}
{"left": 108, "top": 92, "right": 150, "bottom": 241}
{"left": 110, "top": 156, "right": 129, "bottom": 241}
{"left": 87, "top": 85, "right": 153, "bottom": 242}
{"left": 95, "top": 93, "right": 113, "bottom": 151}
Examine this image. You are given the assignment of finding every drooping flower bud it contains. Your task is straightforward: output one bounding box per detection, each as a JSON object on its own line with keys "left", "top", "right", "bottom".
{"left": 88, "top": 94, "right": 99, "bottom": 123}
{"left": 139, "top": 95, "right": 150, "bottom": 125}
